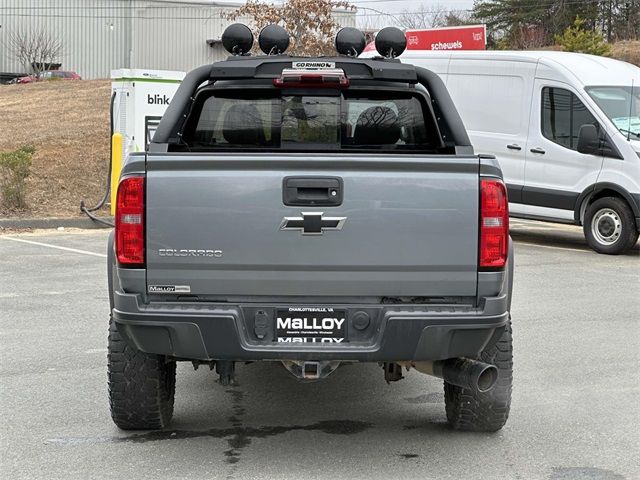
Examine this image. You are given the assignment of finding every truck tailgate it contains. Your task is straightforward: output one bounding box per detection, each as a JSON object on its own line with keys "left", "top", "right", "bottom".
{"left": 145, "top": 154, "right": 479, "bottom": 298}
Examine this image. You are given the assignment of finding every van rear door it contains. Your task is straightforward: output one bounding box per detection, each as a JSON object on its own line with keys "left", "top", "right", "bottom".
{"left": 446, "top": 57, "right": 536, "bottom": 208}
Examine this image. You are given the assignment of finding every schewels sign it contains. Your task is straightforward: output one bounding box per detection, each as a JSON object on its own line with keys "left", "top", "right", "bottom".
{"left": 406, "top": 25, "right": 486, "bottom": 50}
{"left": 364, "top": 25, "right": 486, "bottom": 52}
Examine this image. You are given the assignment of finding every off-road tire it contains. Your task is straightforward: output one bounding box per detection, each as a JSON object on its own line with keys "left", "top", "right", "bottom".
{"left": 444, "top": 319, "right": 513, "bottom": 432}
{"left": 583, "top": 196, "right": 638, "bottom": 255}
{"left": 108, "top": 317, "right": 176, "bottom": 430}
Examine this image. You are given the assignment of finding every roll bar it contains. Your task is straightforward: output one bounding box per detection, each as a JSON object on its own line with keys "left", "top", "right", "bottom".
{"left": 414, "top": 66, "right": 472, "bottom": 148}
{"left": 152, "top": 64, "right": 212, "bottom": 145}
{"left": 151, "top": 59, "right": 472, "bottom": 150}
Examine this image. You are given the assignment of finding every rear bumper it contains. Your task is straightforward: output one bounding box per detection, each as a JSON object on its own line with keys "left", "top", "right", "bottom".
{"left": 112, "top": 291, "right": 510, "bottom": 362}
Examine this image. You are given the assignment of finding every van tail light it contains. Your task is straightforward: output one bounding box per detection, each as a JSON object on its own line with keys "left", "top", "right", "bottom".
{"left": 273, "top": 68, "right": 349, "bottom": 89}
{"left": 479, "top": 178, "right": 509, "bottom": 269}
{"left": 115, "top": 176, "right": 145, "bottom": 265}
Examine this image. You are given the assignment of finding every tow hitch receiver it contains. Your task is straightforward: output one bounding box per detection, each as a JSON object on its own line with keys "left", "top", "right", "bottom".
{"left": 281, "top": 360, "right": 340, "bottom": 381}
{"left": 383, "top": 362, "right": 404, "bottom": 383}
{"left": 303, "top": 361, "right": 320, "bottom": 379}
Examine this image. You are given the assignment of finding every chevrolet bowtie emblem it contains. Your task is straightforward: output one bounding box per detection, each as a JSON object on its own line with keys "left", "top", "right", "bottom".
{"left": 280, "top": 212, "right": 347, "bottom": 235}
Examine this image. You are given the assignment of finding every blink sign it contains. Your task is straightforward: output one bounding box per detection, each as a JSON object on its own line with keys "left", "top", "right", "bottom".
{"left": 147, "top": 94, "right": 171, "bottom": 105}
{"left": 364, "top": 25, "right": 486, "bottom": 52}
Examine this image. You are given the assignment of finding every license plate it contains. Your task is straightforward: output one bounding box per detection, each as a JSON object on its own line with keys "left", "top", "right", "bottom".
{"left": 275, "top": 307, "right": 347, "bottom": 344}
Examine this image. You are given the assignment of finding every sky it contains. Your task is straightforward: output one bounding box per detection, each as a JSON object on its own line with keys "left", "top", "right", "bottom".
{"left": 212, "top": 0, "right": 477, "bottom": 29}
{"left": 170, "top": 0, "right": 477, "bottom": 30}
{"left": 348, "top": 0, "right": 477, "bottom": 28}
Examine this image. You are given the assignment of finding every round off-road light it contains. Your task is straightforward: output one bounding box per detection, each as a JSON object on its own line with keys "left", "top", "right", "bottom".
{"left": 221, "top": 23, "right": 254, "bottom": 55}
{"left": 335, "top": 27, "right": 366, "bottom": 57}
{"left": 375, "top": 26, "right": 407, "bottom": 58}
{"left": 258, "top": 24, "right": 290, "bottom": 55}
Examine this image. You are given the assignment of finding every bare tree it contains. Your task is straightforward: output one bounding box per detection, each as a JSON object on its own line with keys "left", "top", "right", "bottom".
{"left": 512, "top": 24, "right": 547, "bottom": 49}
{"left": 442, "top": 10, "right": 474, "bottom": 27}
{"left": 7, "top": 27, "right": 63, "bottom": 79}
{"left": 227, "top": 0, "right": 355, "bottom": 56}
{"left": 356, "top": 5, "right": 401, "bottom": 31}
{"left": 357, "top": 10, "right": 387, "bottom": 33}
{"left": 396, "top": 3, "right": 449, "bottom": 30}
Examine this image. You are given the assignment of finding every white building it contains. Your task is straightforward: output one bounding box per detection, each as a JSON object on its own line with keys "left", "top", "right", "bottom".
{"left": 0, "top": 0, "right": 356, "bottom": 80}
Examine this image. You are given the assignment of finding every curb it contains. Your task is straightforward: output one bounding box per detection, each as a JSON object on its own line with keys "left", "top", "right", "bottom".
{"left": 0, "top": 216, "right": 113, "bottom": 230}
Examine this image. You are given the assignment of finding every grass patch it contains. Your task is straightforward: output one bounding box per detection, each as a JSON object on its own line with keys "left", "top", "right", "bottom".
{"left": 0, "top": 145, "right": 35, "bottom": 210}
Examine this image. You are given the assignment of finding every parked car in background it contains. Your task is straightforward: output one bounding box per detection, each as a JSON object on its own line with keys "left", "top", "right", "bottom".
{"left": 365, "top": 50, "right": 640, "bottom": 255}
{"left": 15, "top": 70, "right": 81, "bottom": 84}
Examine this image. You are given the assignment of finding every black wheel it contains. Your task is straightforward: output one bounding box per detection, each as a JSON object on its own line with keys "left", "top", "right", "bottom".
{"left": 444, "top": 319, "right": 513, "bottom": 432}
{"left": 583, "top": 196, "right": 639, "bottom": 255}
{"left": 108, "top": 317, "right": 176, "bottom": 430}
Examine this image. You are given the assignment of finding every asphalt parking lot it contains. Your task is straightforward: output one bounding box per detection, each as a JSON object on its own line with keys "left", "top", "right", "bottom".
{"left": 1, "top": 221, "right": 638, "bottom": 480}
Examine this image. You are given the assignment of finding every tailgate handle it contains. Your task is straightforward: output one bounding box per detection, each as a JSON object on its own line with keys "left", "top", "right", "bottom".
{"left": 283, "top": 177, "right": 343, "bottom": 206}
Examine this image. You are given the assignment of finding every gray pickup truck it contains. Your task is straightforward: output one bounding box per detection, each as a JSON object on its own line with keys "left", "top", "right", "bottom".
{"left": 107, "top": 26, "right": 514, "bottom": 433}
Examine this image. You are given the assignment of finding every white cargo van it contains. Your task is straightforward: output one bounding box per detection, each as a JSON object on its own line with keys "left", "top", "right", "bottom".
{"left": 374, "top": 50, "right": 640, "bottom": 254}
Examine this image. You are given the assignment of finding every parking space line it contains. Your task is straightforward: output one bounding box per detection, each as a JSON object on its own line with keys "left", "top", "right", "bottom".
{"left": 0, "top": 236, "right": 107, "bottom": 258}
{"left": 0, "top": 233, "right": 628, "bottom": 257}
{"left": 514, "top": 241, "right": 589, "bottom": 253}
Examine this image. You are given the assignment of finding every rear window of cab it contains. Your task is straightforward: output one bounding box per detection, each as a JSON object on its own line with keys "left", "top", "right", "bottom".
{"left": 177, "top": 91, "right": 444, "bottom": 153}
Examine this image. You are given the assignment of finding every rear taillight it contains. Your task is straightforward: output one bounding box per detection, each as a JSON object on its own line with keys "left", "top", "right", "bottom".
{"left": 273, "top": 68, "right": 349, "bottom": 89}
{"left": 479, "top": 178, "right": 509, "bottom": 269}
{"left": 115, "top": 176, "right": 145, "bottom": 265}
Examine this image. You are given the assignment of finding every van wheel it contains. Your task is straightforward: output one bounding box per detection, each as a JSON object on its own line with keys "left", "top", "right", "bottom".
{"left": 584, "top": 197, "right": 638, "bottom": 255}
{"left": 108, "top": 317, "right": 176, "bottom": 430}
{"left": 444, "top": 319, "right": 512, "bottom": 432}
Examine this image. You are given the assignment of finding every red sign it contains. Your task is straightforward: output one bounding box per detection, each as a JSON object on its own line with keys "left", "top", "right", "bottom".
{"left": 364, "top": 25, "right": 486, "bottom": 53}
